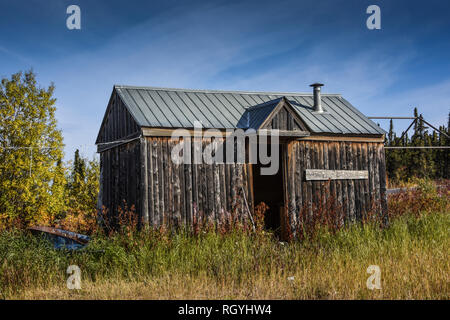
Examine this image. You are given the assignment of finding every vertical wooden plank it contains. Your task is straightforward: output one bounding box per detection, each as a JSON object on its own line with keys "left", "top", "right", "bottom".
{"left": 115, "top": 99, "right": 119, "bottom": 140}
{"left": 378, "top": 144, "right": 388, "bottom": 225}
{"left": 219, "top": 161, "right": 226, "bottom": 221}
{"left": 225, "top": 163, "right": 231, "bottom": 212}
{"left": 218, "top": 138, "right": 227, "bottom": 218}
{"left": 162, "top": 138, "right": 168, "bottom": 226}
{"left": 159, "top": 139, "right": 166, "bottom": 226}
{"left": 289, "top": 111, "right": 294, "bottom": 131}
{"left": 358, "top": 143, "right": 365, "bottom": 219}
{"left": 242, "top": 162, "right": 250, "bottom": 225}
{"left": 123, "top": 103, "right": 128, "bottom": 139}
{"left": 201, "top": 141, "right": 208, "bottom": 217}
{"left": 310, "top": 142, "right": 316, "bottom": 207}
{"left": 322, "top": 142, "right": 329, "bottom": 208}
{"left": 140, "top": 138, "right": 149, "bottom": 226}
{"left": 110, "top": 148, "right": 114, "bottom": 221}
{"left": 118, "top": 145, "right": 124, "bottom": 214}
{"left": 157, "top": 139, "right": 164, "bottom": 226}
{"left": 213, "top": 138, "right": 221, "bottom": 222}
{"left": 106, "top": 151, "right": 110, "bottom": 219}
{"left": 328, "top": 142, "right": 337, "bottom": 222}
{"left": 352, "top": 143, "right": 362, "bottom": 221}
{"left": 286, "top": 142, "right": 296, "bottom": 234}
{"left": 333, "top": 142, "right": 342, "bottom": 222}
{"left": 114, "top": 146, "right": 119, "bottom": 222}
{"left": 179, "top": 139, "right": 186, "bottom": 226}
{"left": 107, "top": 149, "right": 112, "bottom": 217}
{"left": 147, "top": 138, "right": 154, "bottom": 227}
{"left": 340, "top": 142, "right": 349, "bottom": 222}
{"left": 247, "top": 163, "right": 254, "bottom": 215}
{"left": 185, "top": 138, "right": 193, "bottom": 228}
{"left": 230, "top": 162, "right": 236, "bottom": 215}
{"left": 346, "top": 142, "right": 355, "bottom": 222}
{"left": 125, "top": 145, "right": 130, "bottom": 214}
{"left": 367, "top": 142, "right": 375, "bottom": 212}
{"left": 305, "top": 141, "right": 313, "bottom": 220}
{"left": 294, "top": 142, "right": 302, "bottom": 215}
{"left": 134, "top": 142, "right": 140, "bottom": 216}
{"left": 200, "top": 138, "right": 207, "bottom": 219}
{"left": 128, "top": 144, "right": 132, "bottom": 217}
{"left": 235, "top": 163, "right": 243, "bottom": 221}
{"left": 110, "top": 148, "right": 114, "bottom": 220}
{"left": 172, "top": 138, "right": 181, "bottom": 226}
{"left": 111, "top": 100, "right": 116, "bottom": 141}
{"left": 336, "top": 142, "right": 344, "bottom": 225}
{"left": 373, "top": 143, "right": 381, "bottom": 215}
{"left": 152, "top": 138, "right": 160, "bottom": 226}
{"left": 238, "top": 163, "right": 246, "bottom": 221}
{"left": 189, "top": 137, "right": 200, "bottom": 228}
{"left": 313, "top": 142, "right": 321, "bottom": 211}
{"left": 167, "top": 139, "right": 174, "bottom": 228}
{"left": 205, "top": 138, "right": 214, "bottom": 221}
{"left": 299, "top": 142, "right": 307, "bottom": 223}
{"left": 360, "top": 143, "right": 369, "bottom": 218}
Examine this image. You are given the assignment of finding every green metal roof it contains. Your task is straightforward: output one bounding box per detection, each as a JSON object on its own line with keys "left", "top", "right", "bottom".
{"left": 114, "top": 85, "right": 385, "bottom": 135}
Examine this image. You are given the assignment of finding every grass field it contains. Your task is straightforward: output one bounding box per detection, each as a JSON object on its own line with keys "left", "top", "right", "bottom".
{"left": 0, "top": 181, "right": 448, "bottom": 300}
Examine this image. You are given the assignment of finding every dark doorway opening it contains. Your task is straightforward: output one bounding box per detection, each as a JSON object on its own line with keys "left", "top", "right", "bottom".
{"left": 252, "top": 145, "right": 285, "bottom": 235}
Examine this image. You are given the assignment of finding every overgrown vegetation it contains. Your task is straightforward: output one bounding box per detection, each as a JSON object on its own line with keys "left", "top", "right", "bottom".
{"left": 0, "top": 70, "right": 448, "bottom": 300}
{"left": 59, "top": 150, "right": 99, "bottom": 234}
{"left": 0, "top": 71, "right": 99, "bottom": 230}
{"left": 0, "top": 71, "right": 65, "bottom": 226}
{"left": 0, "top": 180, "right": 448, "bottom": 299}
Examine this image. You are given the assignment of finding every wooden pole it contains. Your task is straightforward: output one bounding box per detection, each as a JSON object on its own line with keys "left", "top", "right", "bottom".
{"left": 140, "top": 137, "right": 149, "bottom": 225}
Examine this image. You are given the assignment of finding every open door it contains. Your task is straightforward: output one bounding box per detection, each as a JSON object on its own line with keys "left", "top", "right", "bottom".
{"left": 252, "top": 145, "right": 286, "bottom": 237}
{"left": 244, "top": 97, "right": 309, "bottom": 239}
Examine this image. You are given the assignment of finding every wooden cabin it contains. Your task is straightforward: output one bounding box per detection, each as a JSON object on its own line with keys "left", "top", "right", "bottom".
{"left": 96, "top": 83, "right": 388, "bottom": 237}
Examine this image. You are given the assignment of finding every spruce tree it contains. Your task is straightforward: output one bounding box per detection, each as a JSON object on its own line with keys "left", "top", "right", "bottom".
{"left": 66, "top": 150, "right": 99, "bottom": 216}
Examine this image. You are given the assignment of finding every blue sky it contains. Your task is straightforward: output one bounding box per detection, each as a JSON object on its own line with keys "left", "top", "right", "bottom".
{"left": 1, "top": 0, "right": 449, "bottom": 159}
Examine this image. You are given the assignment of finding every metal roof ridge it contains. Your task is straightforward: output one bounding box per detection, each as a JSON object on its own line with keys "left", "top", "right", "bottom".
{"left": 245, "top": 97, "right": 283, "bottom": 110}
{"left": 114, "top": 85, "right": 342, "bottom": 97}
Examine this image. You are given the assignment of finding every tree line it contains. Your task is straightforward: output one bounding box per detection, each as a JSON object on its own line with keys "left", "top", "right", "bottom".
{"left": 385, "top": 108, "right": 450, "bottom": 183}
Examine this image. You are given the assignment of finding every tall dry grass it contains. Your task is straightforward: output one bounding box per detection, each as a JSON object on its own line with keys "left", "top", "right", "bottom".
{"left": 0, "top": 179, "right": 448, "bottom": 300}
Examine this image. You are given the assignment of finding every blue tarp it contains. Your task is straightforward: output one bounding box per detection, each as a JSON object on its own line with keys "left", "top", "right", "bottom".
{"left": 28, "top": 226, "right": 90, "bottom": 250}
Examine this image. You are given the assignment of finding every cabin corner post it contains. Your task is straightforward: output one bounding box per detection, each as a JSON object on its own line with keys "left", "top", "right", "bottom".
{"left": 140, "top": 136, "right": 149, "bottom": 226}
{"left": 379, "top": 144, "right": 389, "bottom": 227}
{"left": 97, "top": 153, "right": 104, "bottom": 221}
{"left": 285, "top": 142, "right": 298, "bottom": 240}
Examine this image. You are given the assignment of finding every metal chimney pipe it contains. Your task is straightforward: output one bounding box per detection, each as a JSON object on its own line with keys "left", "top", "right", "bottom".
{"left": 310, "top": 83, "right": 324, "bottom": 113}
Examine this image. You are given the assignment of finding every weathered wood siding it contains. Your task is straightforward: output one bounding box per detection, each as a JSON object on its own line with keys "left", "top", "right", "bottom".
{"left": 142, "top": 136, "right": 253, "bottom": 228}
{"left": 263, "top": 105, "right": 305, "bottom": 131}
{"left": 96, "top": 90, "right": 140, "bottom": 145}
{"left": 99, "top": 140, "right": 141, "bottom": 225}
{"left": 99, "top": 135, "right": 387, "bottom": 235}
{"left": 284, "top": 140, "right": 388, "bottom": 235}
{"left": 100, "top": 136, "right": 253, "bottom": 229}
